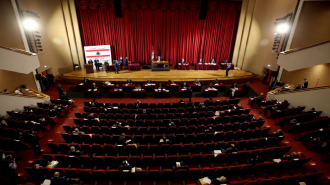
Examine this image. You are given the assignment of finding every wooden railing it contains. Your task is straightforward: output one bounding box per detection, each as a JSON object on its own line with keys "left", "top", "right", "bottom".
{"left": 0, "top": 45, "right": 36, "bottom": 56}
{"left": 268, "top": 85, "right": 330, "bottom": 95}
{"left": 0, "top": 86, "right": 49, "bottom": 99}
{"left": 281, "top": 40, "right": 330, "bottom": 54}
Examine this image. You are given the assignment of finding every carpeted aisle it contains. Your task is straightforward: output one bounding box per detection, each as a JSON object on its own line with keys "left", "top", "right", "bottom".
{"left": 14, "top": 79, "right": 330, "bottom": 185}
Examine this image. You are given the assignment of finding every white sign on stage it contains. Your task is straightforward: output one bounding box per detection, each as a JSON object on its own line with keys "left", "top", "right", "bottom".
{"left": 84, "top": 45, "right": 112, "bottom": 64}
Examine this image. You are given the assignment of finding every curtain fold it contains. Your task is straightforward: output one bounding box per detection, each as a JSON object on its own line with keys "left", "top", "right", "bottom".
{"left": 76, "top": 0, "right": 241, "bottom": 65}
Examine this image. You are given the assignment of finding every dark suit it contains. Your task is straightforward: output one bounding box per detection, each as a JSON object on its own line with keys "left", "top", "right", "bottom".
{"left": 223, "top": 147, "right": 238, "bottom": 154}
{"left": 124, "top": 58, "right": 128, "bottom": 68}
{"left": 118, "top": 59, "right": 123, "bottom": 67}
{"left": 87, "top": 60, "right": 93, "bottom": 64}
{"left": 158, "top": 85, "right": 163, "bottom": 89}
{"left": 115, "top": 62, "right": 119, "bottom": 74}
{"left": 104, "top": 61, "right": 109, "bottom": 73}
{"left": 302, "top": 81, "right": 308, "bottom": 88}
{"left": 118, "top": 136, "right": 126, "bottom": 145}
{"left": 57, "top": 86, "right": 64, "bottom": 98}
{"left": 84, "top": 78, "right": 89, "bottom": 85}
{"left": 194, "top": 80, "right": 200, "bottom": 85}
{"left": 126, "top": 80, "right": 133, "bottom": 84}
{"left": 181, "top": 60, "right": 185, "bottom": 64}
{"left": 67, "top": 150, "right": 82, "bottom": 157}
{"left": 94, "top": 60, "right": 100, "bottom": 70}
{"left": 181, "top": 84, "right": 188, "bottom": 89}
{"left": 186, "top": 86, "right": 192, "bottom": 102}
{"left": 28, "top": 134, "right": 41, "bottom": 155}
{"left": 242, "top": 83, "right": 249, "bottom": 97}
{"left": 50, "top": 177, "right": 69, "bottom": 185}
{"left": 226, "top": 64, "right": 231, "bottom": 76}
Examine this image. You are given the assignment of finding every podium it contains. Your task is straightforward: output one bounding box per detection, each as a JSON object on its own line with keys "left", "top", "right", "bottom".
{"left": 84, "top": 64, "right": 94, "bottom": 74}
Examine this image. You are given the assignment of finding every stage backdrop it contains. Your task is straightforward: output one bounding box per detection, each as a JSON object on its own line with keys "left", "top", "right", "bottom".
{"left": 84, "top": 45, "right": 112, "bottom": 64}
{"left": 76, "top": 0, "right": 241, "bottom": 65}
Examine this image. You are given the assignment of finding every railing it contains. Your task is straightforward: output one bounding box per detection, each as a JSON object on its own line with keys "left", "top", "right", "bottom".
{"left": 0, "top": 86, "right": 49, "bottom": 99}
{"left": 268, "top": 85, "right": 330, "bottom": 95}
{"left": 0, "top": 45, "right": 36, "bottom": 56}
{"left": 281, "top": 40, "right": 330, "bottom": 54}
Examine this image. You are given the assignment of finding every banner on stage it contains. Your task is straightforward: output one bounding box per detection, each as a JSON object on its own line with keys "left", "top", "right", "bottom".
{"left": 84, "top": 45, "right": 112, "bottom": 64}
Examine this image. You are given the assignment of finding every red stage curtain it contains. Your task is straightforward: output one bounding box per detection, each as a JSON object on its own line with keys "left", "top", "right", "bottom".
{"left": 76, "top": 0, "right": 241, "bottom": 65}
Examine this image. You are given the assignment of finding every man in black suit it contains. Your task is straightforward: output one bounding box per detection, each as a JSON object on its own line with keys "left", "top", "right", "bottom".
{"left": 210, "top": 59, "right": 216, "bottom": 64}
{"left": 197, "top": 59, "right": 203, "bottom": 64}
{"left": 90, "top": 83, "right": 98, "bottom": 89}
{"left": 87, "top": 113, "right": 96, "bottom": 120}
{"left": 222, "top": 144, "right": 238, "bottom": 154}
{"left": 126, "top": 79, "right": 133, "bottom": 84}
{"left": 118, "top": 57, "right": 123, "bottom": 66}
{"left": 28, "top": 131, "right": 41, "bottom": 156}
{"left": 181, "top": 82, "right": 188, "bottom": 89}
{"left": 123, "top": 57, "right": 128, "bottom": 69}
{"left": 83, "top": 77, "right": 89, "bottom": 85}
{"left": 94, "top": 58, "right": 100, "bottom": 71}
{"left": 114, "top": 84, "right": 121, "bottom": 90}
{"left": 104, "top": 61, "right": 109, "bottom": 73}
{"left": 158, "top": 83, "right": 163, "bottom": 89}
{"left": 180, "top": 58, "right": 185, "bottom": 64}
{"left": 302, "top": 78, "right": 308, "bottom": 88}
{"left": 50, "top": 172, "right": 69, "bottom": 185}
{"left": 156, "top": 56, "right": 162, "bottom": 62}
{"left": 87, "top": 59, "right": 93, "bottom": 64}
{"left": 242, "top": 82, "right": 250, "bottom": 98}
{"left": 67, "top": 146, "right": 83, "bottom": 157}
{"left": 186, "top": 86, "right": 192, "bottom": 102}
{"left": 115, "top": 61, "right": 120, "bottom": 74}
{"left": 118, "top": 133, "right": 128, "bottom": 145}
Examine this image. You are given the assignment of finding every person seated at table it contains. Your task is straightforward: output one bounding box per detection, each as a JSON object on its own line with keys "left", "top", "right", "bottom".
{"left": 179, "top": 99, "right": 185, "bottom": 104}
{"left": 204, "top": 127, "right": 214, "bottom": 134}
{"left": 276, "top": 80, "right": 285, "bottom": 87}
{"left": 269, "top": 129, "right": 283, "bottom": 137}
{"left": 135, "top": 84, "right": 142, "bottom": 90}
{"left": 83, "top": 77, "right": 89, "bottom": 85}
{"left": 180, "top": 58, "right": 186, "bottom": 64}
{"left": 207, "top": 83, "right": 213, "bottom": 89}
{"left": 72, "top": 128, "right": 84, "bottom": 135}
{"left": 114, "top": 84, "right": 121, "bottom": 90}
{"left": 212, "top": 78, "right": 219, "bottom": 84}
{"left": 156, "top": 56, "right": 162, "bottom": 62}
{"left": 231, "top": 83, "right": 237, "bottom": 88}
{"left": 197, "top": 59, "right": 203, "bottom": 64}
{"left": 90, "top": 83, "right": 98, "bottom": 89}
{"left": 31, "top": 159, "right": 58, "bottom": 170}
{"left": 199, "top": 102, "right": 206, "bottom": 108}
{"left": 159, "top": 135, "right": 170, "bottom": 146}
{"left": 67, "top": 146, "right": 83, "bottom": 156}
{"left": 168, "top": 80, "right": 175, "bottom": 84}
{"left": 146, "top": 79, "right": 152, "bottom": 84}
{"left": 173, "top": 161, "right": 189, "bottom": 171}
{"left": 209, "top": 59, "right": 216, "bottom": 64}
{"left": 119, "top": 160, "right": 132, "bottom": 171}
{"left": 194, "top": 79, "right": 201, "bottom": 85}
{"left": 294, "top": 83, "right": 302, "bottom": 90}
{"left": 87, "top": 59, "right": 93, "bottom": 64}
{"left": 211, "top": 176, "right": 228, "bottom": 185}
{"left": 87, "top": 113, "right": 96, "bottom": 120}
{"left": 181, "top": 82, "right": 188, "bottom": 89}
{"left": 126, "top": 79, "right": 133, "bottom": 85}
{"left": 15, "top": 87, "right": 24, "bottom": 95}
{"left": 158, "top": 83, "right": 164, "bottom": 89}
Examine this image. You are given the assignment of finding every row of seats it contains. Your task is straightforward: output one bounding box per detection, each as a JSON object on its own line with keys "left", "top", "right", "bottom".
{"left": 82, "top": 99, "right": 241, "bottom": 108}
{"left": 61, "top": 128, "right": 274, "bottom": 144}
{"left": 6, "top": 111, "right": 59, "bottom": 123}
{"left": 65, "top": 121, "right": 265, "bottom": 135}
{"left": 48, "top": 139, "right": 287, "bottom": 154}
{"left": 276, "top": 112, "right": 325, "bottom": 126}
{"left": 274, "top": 107, "right": 305, "bottom": 118}
{"left": 0, "top": 137, "right": 31, "bottom": 150}
{"left": 2, "top": 118, "right": 51, "bottom": 131}
{"left": 49, "top": 99, "right": 74, "bottom": 106}
{"left": 24, "top": 166, "right": 323, "bottom": 182}
{"left": 295, "top": 128, "right": 330, "bottom": 142}
{"left": 283, "top": 118, "right": 330, "bottom": 133}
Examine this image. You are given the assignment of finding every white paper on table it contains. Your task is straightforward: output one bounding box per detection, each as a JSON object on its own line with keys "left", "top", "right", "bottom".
{"left": 205, "top": 90, "right": 208, "bottom": 91}
{"left": 79, "top": 83, "right": 84, "bottom": 85}
{"left": 94, "top": 89, "right": 97, "bottom": 91}
{"left": 155, "top": 89, "right": 158, "bottom": 92}
{"left": 122, "top": 170, "right": 129, "bottom": 172}
{"left": 215, "top": 83, "right": 218, "bottom": 85}
{"left": 176, "top": 162, "right": 180, "bottom": 167}
{"left": 131, "top": 167, "right": 135, "bottom": 173}
{"left": 88, "top": 89, "right": 91, "bottom": 91}
{"left": 202, "top": 177, "right": 211, "bottom": 184}
{"left": 273, "top": 159, "right": 281, "bottom": 163}
{"left": 41, "top": 179, "right": 51, "bottom": 185}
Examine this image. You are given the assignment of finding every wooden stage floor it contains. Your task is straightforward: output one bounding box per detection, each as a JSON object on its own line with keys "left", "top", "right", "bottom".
{"left": 60, "top": 69, "right": 255, "bottom": 84}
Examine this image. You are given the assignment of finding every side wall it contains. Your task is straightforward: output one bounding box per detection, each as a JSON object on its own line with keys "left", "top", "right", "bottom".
{"left": 267, "top": 88, "right": 330, "bottom": 116}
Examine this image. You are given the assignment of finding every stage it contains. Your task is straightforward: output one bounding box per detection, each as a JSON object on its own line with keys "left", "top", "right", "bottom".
{"left": 59, "top": 68, "right": 255, "bottom": 85}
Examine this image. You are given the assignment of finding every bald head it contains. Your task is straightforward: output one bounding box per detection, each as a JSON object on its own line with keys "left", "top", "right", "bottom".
{"left": 54, "top": 172, "right": 60, "bottom": 177}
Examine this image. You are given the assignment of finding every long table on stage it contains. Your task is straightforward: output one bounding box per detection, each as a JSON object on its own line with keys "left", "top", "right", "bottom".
{"left": 178, "top": 63, "right": 190, "bottom": 70}
{"left": 188, "top": 83, "right": 202, "bottom": 92}
{"left": 131, "top": 89, "right": 146, "bottom": 98}
{"left": 100, "top": 83, "right": 115, "bottom": 92}
{"left": 143, "top": 84, "right": 157, "bottom": 92}
{"left": 178, "top": 88, "right": 192, "bottom": 97}
{"left": 154, "top": 89, "right": 169, "bottom": 98}
{"left": 213, "top": 83, "right": 225, "bottom": 91}
{"left": 152, "top": 61, "right": 168, "bottom": 67}
{"left": 108, "top": 89, "right": 123, "bottom": 98}
{"left": 128, "top": 63, "right": 140, "bottom": 71}
{"left": 166, "top": 83, "right": 180, "bottom": 92}
{"left": 84, "top": 89, "right": 101, "bottom": 98}
{"left": 203, "top": 88, "right": 218, "bottom": 97}
{"left": 195, "top": 63, "right": 219, "bottom": 70}
{"left": 76, "top": 83, "right": 89, "bottom": 91}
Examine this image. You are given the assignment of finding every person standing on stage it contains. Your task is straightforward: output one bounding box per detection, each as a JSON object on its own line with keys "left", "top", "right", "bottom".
{"left": 226, "top": 63, "right": 231, "bottom": 77}
{"left": 94, "top": 58, "right": 100, "bottom": 71}
{"left": 115, "top": 61, "right": 119, "bottom": 74}
{"left": 104, "top": 61, "right": 109, "bottom": 73}
{"left": 118, "top": 57, "right": 123, "bottom": 67}
{"left": 124, "top": 57, "right": 128, "bottom": 69}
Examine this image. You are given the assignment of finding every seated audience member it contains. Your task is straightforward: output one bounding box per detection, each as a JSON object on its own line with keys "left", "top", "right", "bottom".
{"left": 91, "top": 98, "right": 98, "bottom": 107}
{"left": 146, "top": 79, "right": 152, "bottom": 84}
{"left": 231, "top": 83, "right": 237, "bottom": 88}
{"left": 50, "top": 172, "right": 69, "bottom": 185}
{"left": 1, "top": 119, "right": 8, "bottom": 127}
{"left": 235, "top": 104, "right": 243, "bottom": 109}
{"left": 31, "top": 159, "right": 58, "bottom": 170}
{"left": 294, "top": 83, "right": 302, "bottom": 90}
{"left": 173, "top": 161, "right": 189, "bottom": 171}
{"left": 157, "top": 83, "right": 164, "bottom": 89}
{"left": 2, "top": 89, "right": 9, "bottom": 93}
{"left": 67, "top": 146, "right": 82, "bottom": 156}
{"left": 199, "top": 102, "right": 206, "bottom": 108}
{"left": 114, "top": 84, "right": 121, "bottom": 90}
{"left": 168, "top": 122, "right": 176, "bottom": 128}
{"left": 159, "top": 136, "right": 170, "bottom": 146}
{"left": 179, "top": 99, "right": 185, "bottom": 103}
{"left": 126, "top": 79, "right": 133, "bottom": 84}
{"left": 87, "top": 113, "right": 96, "bottom": 120}
{"left": 211, "top": 176, "right": 228, "bottom": 185}
{"left": 15, "top": 131, "right": 26, "bottom": 143}
{"left": 181, "top": 82, "right": 188, "bottom": 89}
{"left": 15, "top": 88, "right": 24, "bottom": 95}
{"left": 250, "top": 155, "right": 264, "bottom": 165}
{"left": 212, "top": 78, "right": 219, "bottom": 84}
{"left": 90, "top": 83, "right": 98, "bottom": 89}
{"left": 222, "top": 144, "right": 238, "bottom": 154}
{"left": 60, "top": 92, "right": 74, "bottom": 103}
{"left": 72, "top": 128, "right": 84, "bottom": 135}
{"left": 282, "top": 152, "right": 299, "bottom": 160}
{"left": 119, "top": 160, "right": 132, "bottom": 171}
{"left": 309, "top": 136, "right": 324, "bottom": 144}
{"left": 307, "top": 107, "right": 316, "bottom": 113}
{"left": 206, "top": 97, "right": 214, "bottom": 103}
{"left": 257, "top": 116, "right": 263, "bottom": 120}
{"left": 118, "top": 133, "right": 129, "bottom": 145}
{"left": 287, "top": 119, "right": 298, "bottom": 127}
{"left": 135, "top": 84, "right": 142, "bottom": 90}
{"left": 269, "top": 129, "right": 283, "bottom": 137}
{"left": 204, "top": 127, "right": 214, "bottom": 134}
{"left": 194, "top": 79, "right": 201, "bottom": 85}
{"left": 134, "top": 100, "right": 141, "bottom": 107}
{"left": 168, "top": 80, "right": 175, "bottom": 84}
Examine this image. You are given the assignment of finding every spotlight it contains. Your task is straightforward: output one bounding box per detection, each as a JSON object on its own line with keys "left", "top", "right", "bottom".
{"left": 23, "top": 19, "right": 38, "bottom": 31}
{"left": 276, "top": 23, "right": 289, "bottom": 34}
